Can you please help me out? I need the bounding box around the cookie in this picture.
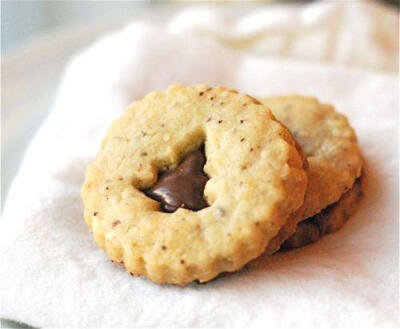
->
[263,95,363,219]
[262,95,363,250]
[82,85,308,285]
[281,176,363,250]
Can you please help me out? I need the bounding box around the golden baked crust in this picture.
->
[263,136,309,255]
[82,85,307,285]
[263,95,363,220]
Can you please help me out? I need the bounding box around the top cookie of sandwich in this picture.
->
[264,95,363,220]
[82,85,307,285]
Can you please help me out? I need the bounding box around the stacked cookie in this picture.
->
[82,85,363,285]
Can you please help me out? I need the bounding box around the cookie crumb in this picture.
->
[218,120,223,124]
[161,245,167,251]
[240,120,244,124]
[210,96,215,100]
[240,138,245,142]
[199,91,204,96]
[93,212,98,216]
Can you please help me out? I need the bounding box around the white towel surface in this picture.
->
[1,2,398,328]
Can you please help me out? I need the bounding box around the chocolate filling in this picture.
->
[144,149,209,213]
[280,176,363,251]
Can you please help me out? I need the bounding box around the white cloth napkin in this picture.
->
[167,0,398,73]
[1,2,398,328]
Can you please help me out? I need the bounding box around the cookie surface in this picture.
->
[263,95,363,220]
[262,95,363,252]
[281,176,363,250]
[82,85,307,285]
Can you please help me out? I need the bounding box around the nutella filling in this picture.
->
[144,149,209,213]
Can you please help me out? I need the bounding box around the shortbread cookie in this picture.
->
[263,95,363,250]
[281,176,363,250]
[263,95,363,220]
[82,85,307,285]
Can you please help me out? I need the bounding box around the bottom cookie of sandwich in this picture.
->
[280,176,363,251]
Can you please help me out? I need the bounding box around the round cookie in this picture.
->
[82,85,308,285]
[262,95,363,250]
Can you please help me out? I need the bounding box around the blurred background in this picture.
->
[2,0,399,54]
